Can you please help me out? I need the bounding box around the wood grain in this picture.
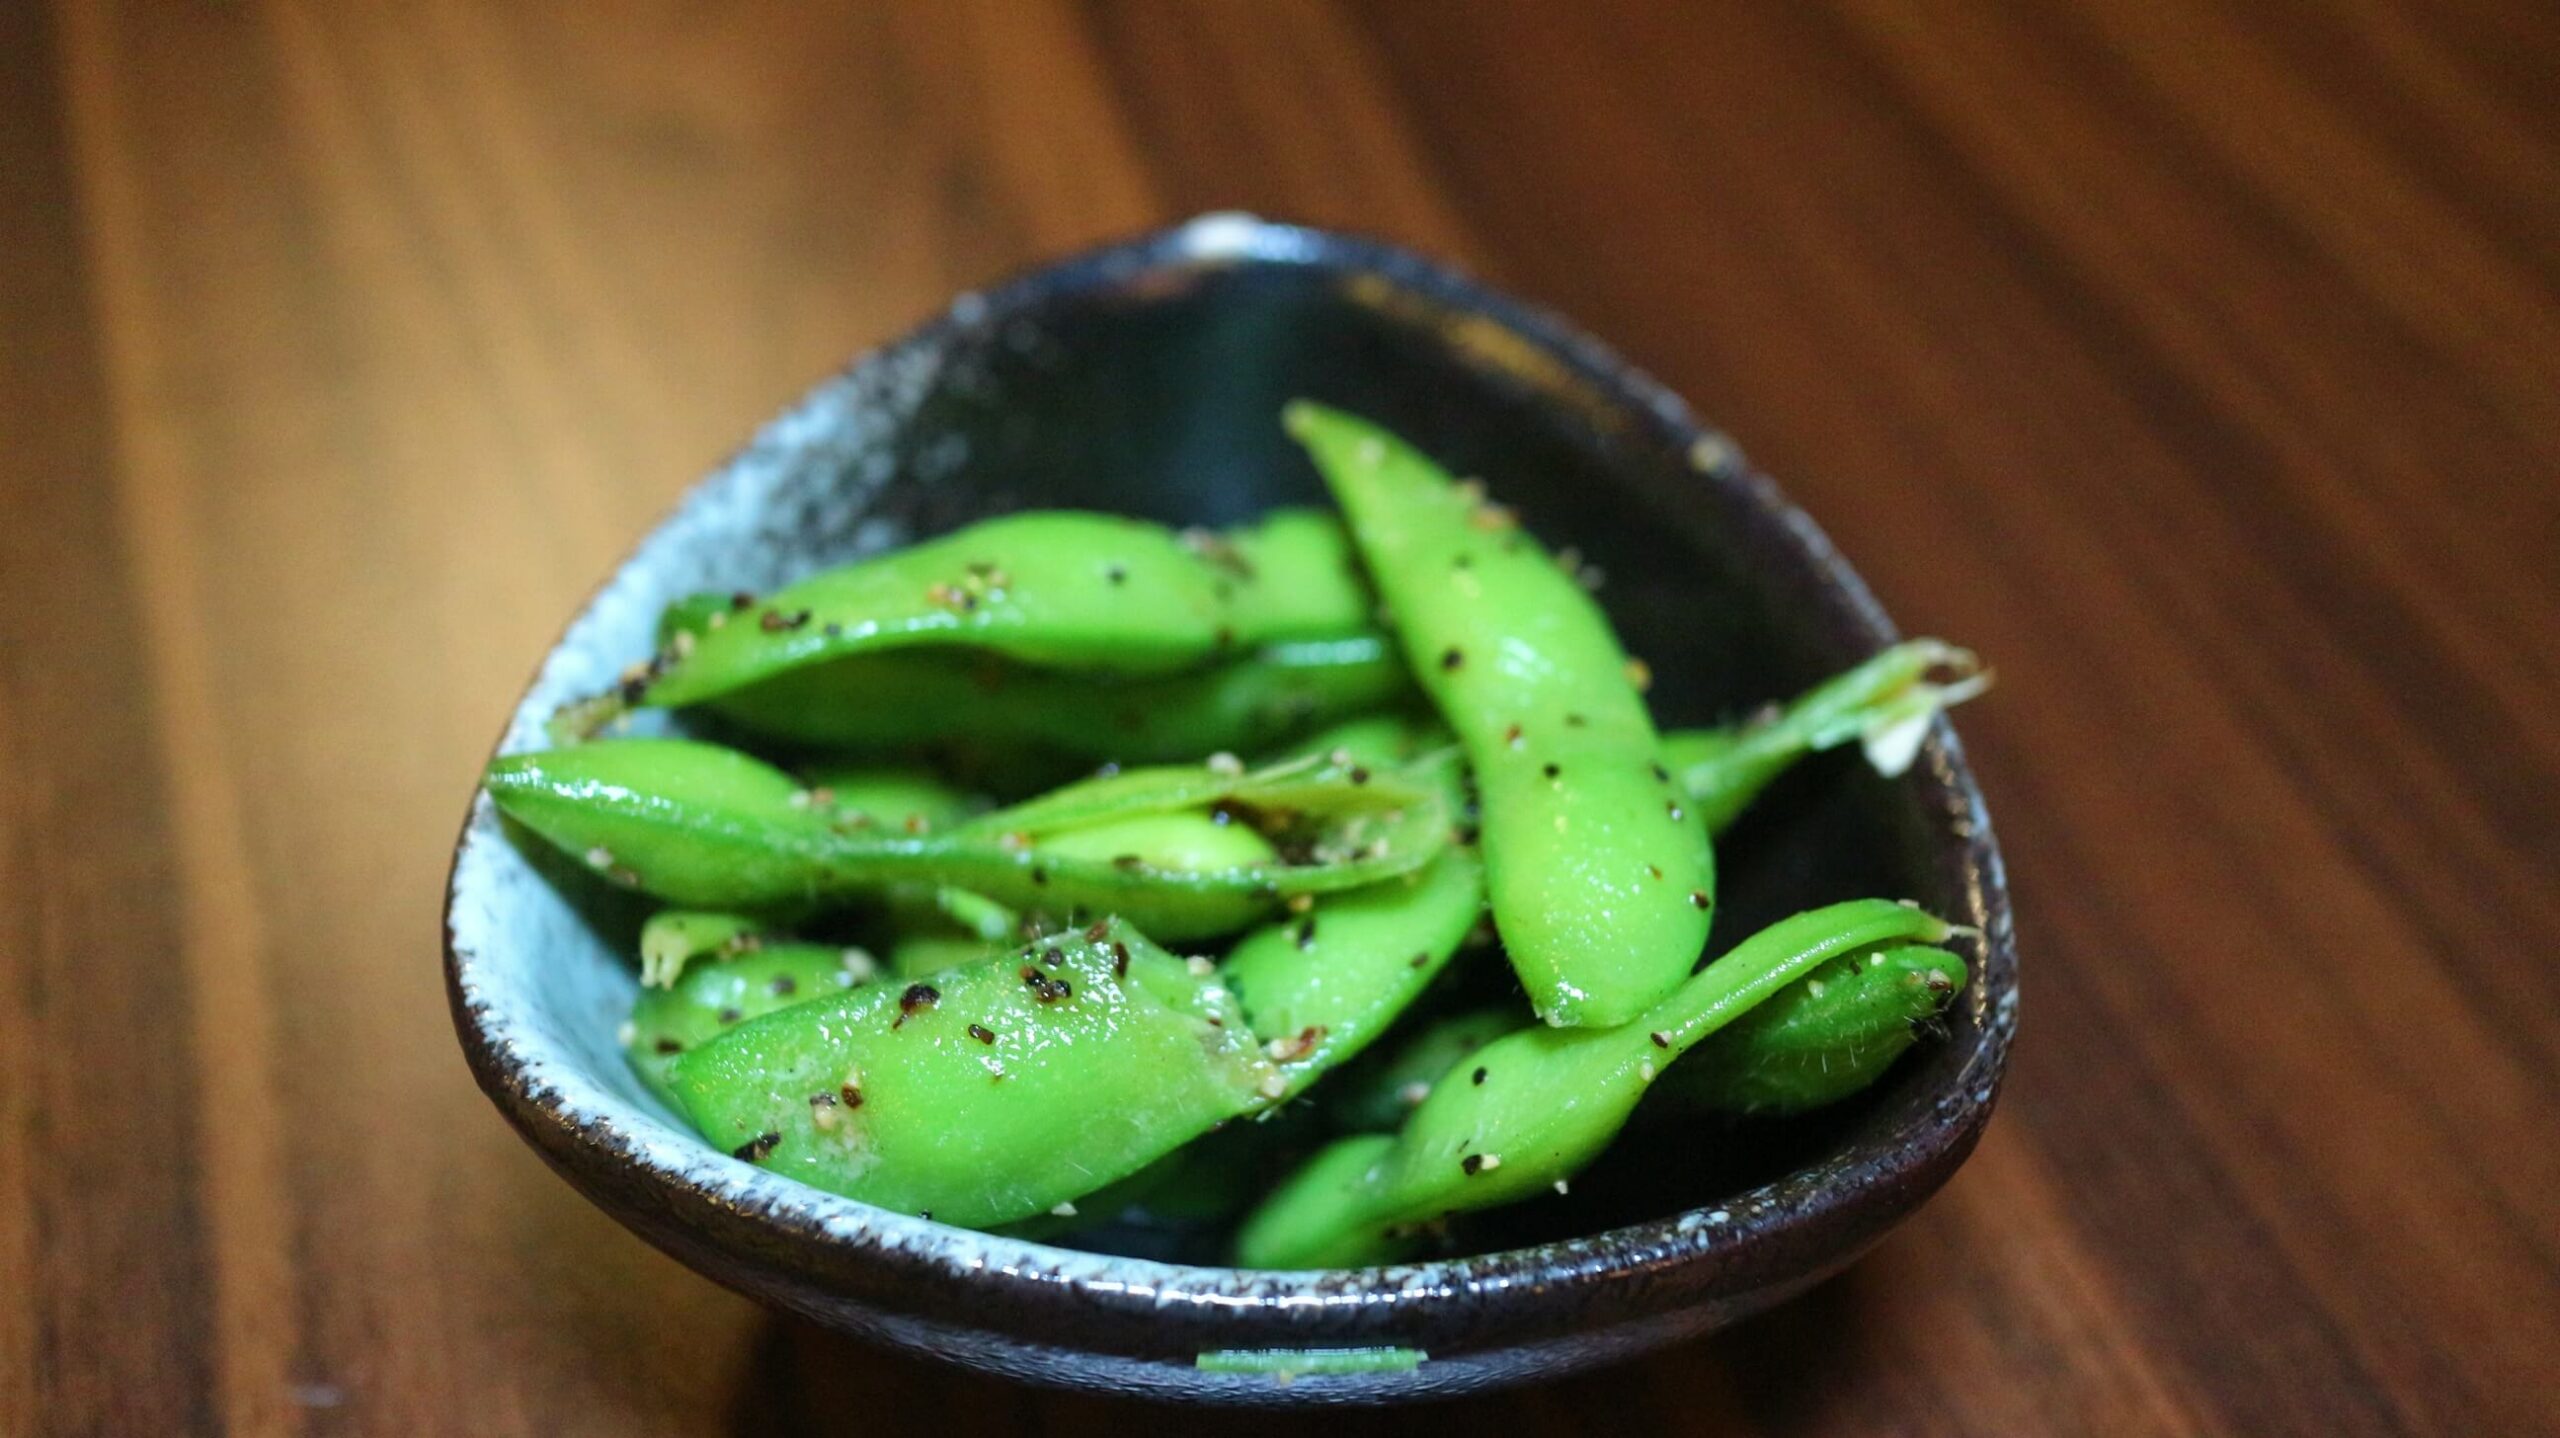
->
[5,1,2555,1433]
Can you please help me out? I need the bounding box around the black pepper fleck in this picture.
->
[1472,1066,1488,1086]
[893,983,940,1027]
[732,1132,781,1163]
[1440,646,1465,671]
[968,1023,996,1045]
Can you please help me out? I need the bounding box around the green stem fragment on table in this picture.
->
[1195,1347,1427,1378]
[668,917,1280,1228]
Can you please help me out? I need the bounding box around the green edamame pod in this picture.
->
[625,940,875,1104]
[888,931,1002,978]
[1216,507,1378,638]
[1232,899,1962,1268]
[623,509,1372,714]
[1322,1006,1525,1134]
[1658,945,1966,1115]
[1661,640,1990,834]
[484,738,1446,939]
[687,635,1412,764]
[668,918,1279,1227]
[1222,750,1485,1102]
[1000,1104,1322,1241]
[1286,402,1712,1028]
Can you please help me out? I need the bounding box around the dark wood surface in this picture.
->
[6,2,2555,1433]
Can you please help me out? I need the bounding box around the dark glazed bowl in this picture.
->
[443,215,2017,1404]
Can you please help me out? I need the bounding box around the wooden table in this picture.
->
[7,3,2555,1433]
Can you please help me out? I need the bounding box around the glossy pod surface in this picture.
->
[445,218,2015,1403]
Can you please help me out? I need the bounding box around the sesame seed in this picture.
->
[1207,751,1244,776]
[1050,1201,1079,1218]
[1186,955,1216,977]
[1398,1081,1431,1107]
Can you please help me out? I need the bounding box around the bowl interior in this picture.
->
[446,218,2012,1390]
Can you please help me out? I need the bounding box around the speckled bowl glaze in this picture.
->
[444,215,2017,1405]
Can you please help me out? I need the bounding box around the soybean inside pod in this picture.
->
[482,737,1449,941]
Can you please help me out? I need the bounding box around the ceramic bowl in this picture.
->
[444,214,2017,1404]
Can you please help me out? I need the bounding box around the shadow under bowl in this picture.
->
[443,214,2018,1405]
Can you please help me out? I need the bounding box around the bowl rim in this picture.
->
[443,212,2016,1341]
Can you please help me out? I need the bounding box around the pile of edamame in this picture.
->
[487,403,1988,1267]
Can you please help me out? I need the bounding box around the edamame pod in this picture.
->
[625,940,875,1104]
[1233,899,1962,1268]
[686,635,1412,764]
[625,509,1373,714]
[1661,640,1989,834]
[1222,749,1485,1103]
[1322,1006,1526,1134]
[1658,945,1966,1115]
[668,918,1279,1227]
[888,931,1003,978]
[1285,402,1712,1028]
[484,738,1447,939]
